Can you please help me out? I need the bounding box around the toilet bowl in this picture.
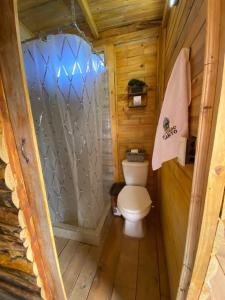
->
[118,159,152,238]
[118,185,152,238]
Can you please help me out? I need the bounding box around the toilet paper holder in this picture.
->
[127,79,148,108]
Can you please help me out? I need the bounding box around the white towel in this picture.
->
[152,48,191,170]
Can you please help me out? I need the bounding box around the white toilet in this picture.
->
[117,160,152,238]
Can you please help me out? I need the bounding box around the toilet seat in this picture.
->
[118,186,152,214]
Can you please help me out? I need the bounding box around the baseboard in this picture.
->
[53,203,111,246]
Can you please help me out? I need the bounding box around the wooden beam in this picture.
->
[77,0,99,39]
[99,21,161,39]
[162,1,170,28]
[94,27,160,48]
[104,44,119,181]
[19,22,34,42]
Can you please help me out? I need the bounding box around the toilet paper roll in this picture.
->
[131,149,139,153]
[133,95,142,106]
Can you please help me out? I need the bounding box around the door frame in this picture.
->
[0,1,66,299]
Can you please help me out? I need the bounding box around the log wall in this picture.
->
[157,0,207,298]
[0,1,66,299]
[0,112,42,300]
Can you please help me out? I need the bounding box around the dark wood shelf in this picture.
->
[128,91,147,97]
[128,103,147,108]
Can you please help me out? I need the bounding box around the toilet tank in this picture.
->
[122,160,149,186]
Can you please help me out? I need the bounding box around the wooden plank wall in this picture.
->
[157,0,207,298]
[114,28,159,201]
[0,93,42,300]
[196,52,225,300]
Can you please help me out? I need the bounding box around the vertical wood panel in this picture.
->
[183,0,225,298]
[105,44,120,181]
[193,55,225,300]
[157,0,207,298]
[114,32,159,201]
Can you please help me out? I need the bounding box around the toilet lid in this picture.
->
[118,186,152,214]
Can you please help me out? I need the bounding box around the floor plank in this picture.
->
[69,246,102,300]
[55,211,170,300]
[87,217,123,300]
[112,234,139,297]
[111,285,135,300]
[136,210,161,300]
[63,243,90,297]
[55,236,69,255]
[155,211,171,299]
[69,214,112,300]
[59,240,80,275]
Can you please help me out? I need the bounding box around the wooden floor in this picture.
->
[55,210,170,300]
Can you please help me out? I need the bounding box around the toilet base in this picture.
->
[123,219,145,238]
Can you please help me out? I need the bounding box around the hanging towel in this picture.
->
[152,48,191,170]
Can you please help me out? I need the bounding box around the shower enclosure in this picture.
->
[22,34,113,238]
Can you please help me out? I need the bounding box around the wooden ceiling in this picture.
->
[18,0,93,39]
[88,0,165,32]
[18,0,165,40]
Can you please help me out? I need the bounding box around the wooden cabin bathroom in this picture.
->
[0,0,225,299]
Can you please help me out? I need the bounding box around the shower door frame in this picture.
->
[0,1,66,299]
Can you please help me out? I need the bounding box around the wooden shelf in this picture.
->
[128,103,147,108]
[128,91,147,97]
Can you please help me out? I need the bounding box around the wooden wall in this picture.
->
[196,52,225,300]
[0,1,66,298]
[0,110,42,300]
[157,0,206,298]
[95,27,160,201]
[114,28,159,201]
[19,22,34,42]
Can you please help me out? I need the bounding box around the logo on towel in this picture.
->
[162,117,177,140]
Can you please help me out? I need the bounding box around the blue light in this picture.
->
[62,65,69,76]
[86,61,90,73]
[77,62,82,74]
[49,35,105,79]
[92,60,98,72]
[57,67,61,78]
[72,62,77,75]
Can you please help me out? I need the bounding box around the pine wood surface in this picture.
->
[0,1,66,299]
[18,0,164,39]
[157,0,206,298]
[197,52,225,299]
[56,210,170,300]
[183,0,225,299]
[88,0,164,32]
[114,29,159,202]
[0,96,41,299]
[18,0,93,39]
